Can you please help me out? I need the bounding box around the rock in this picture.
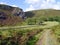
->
[0,4,25,26]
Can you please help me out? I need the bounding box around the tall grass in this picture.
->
[0,27,43,45]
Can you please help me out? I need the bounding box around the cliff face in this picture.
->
[12,7,25,18]
[0,4,25,26]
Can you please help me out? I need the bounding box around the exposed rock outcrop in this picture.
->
[0,4,25,26]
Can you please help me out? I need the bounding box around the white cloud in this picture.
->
[25,5,35,11]
[52,3,60,10]
[11,5,18,7]
[0,2,7,4]
[46,0,56,3]
[0,2,18,7]
[25,0,60,11]
[25,0,40,4]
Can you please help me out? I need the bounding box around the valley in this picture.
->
[0,4,60,45]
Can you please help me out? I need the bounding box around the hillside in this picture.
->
[25,9,60,25]
[0,4,60,26]
[25,9,60,18]
[0,4,25,26]
[0,5,60,45]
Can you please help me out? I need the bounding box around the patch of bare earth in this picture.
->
[36,29,58,45]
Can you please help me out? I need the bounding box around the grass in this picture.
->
[26,28,44,45]
[0,27,44,45]
[25,9,60,18]
[0,21,59,45]
[52,25,60,45]
[0,4,60,45]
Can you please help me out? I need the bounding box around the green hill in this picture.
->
[0,5,60,45]
[25,9,60,18]
[25,9,60,25]
[0,4,60,26]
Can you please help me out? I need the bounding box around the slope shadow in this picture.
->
[25,11,35,18]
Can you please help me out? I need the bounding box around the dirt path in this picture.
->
[36,29,57,45]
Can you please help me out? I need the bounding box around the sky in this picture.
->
[0,0,60,11]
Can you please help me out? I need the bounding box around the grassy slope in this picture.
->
[0,21,59,45]
[52,25,60,45]
[25,9,60,18]
[25,9,60,45]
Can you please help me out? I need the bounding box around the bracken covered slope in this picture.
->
[0,4,25,26]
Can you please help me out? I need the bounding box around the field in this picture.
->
[52,25,60,45]
[0,21,60,45]
[0,4,60,45]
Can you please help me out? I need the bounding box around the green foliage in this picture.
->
[25,16,60,25]
[26,36,37,45]
[25,18,37,25]
[52,25,60,44]
[25,9,60,25]
[0,27,43,45]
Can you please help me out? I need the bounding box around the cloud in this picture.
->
[25,0,60,11]
[0,2,7,4]
[0,2,18,7]
[11,5,18,7]
[25,5,35,11]
[25,0,40,4]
